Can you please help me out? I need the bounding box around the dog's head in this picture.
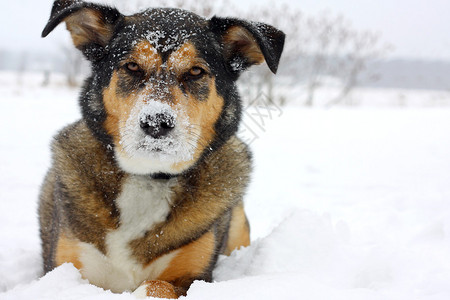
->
[43,0,285,175]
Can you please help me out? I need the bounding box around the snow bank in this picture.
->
[2,264,135,300]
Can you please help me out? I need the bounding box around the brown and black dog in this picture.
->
[39,0,284,298]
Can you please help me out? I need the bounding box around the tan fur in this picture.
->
[159,231,215,282]
[223,26,265,66]
[65,9,114,48]
[143,280,178,299]
[55,233,83,270]
[167,42,210,76]
[130,40,163,72]
[225,204,251,255]
[103,72,134,147]
[171,78,224,172]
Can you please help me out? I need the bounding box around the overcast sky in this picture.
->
[279,0,450,61]
[1,0,450,61]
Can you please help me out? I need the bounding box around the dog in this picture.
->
[39,0,285,298]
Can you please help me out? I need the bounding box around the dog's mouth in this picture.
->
[137,144,164,153]
[136,136,176,154]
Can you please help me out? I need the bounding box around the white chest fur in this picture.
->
[79,176,178,293]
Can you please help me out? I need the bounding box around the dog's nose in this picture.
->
[140,113,175,138]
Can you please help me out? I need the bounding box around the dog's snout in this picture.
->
[140,113,175,138]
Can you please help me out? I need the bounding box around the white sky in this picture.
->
[275,0,450,61]
[1,0,450,61]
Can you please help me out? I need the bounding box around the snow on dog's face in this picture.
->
[103,39,224,174]
[41,1,285,175]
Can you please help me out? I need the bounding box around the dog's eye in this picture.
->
[125,62,141,73]
[190,67,204,76]
[185,67,205,80]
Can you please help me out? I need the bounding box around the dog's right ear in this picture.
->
[42,0,123,61]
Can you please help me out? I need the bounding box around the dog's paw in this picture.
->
[133,280,178,299]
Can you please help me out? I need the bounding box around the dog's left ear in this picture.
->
[41,0,123,61]
[210,17,285,75]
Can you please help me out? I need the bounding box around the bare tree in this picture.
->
[125,0,233,17]
[297,11,391,107]
[0,49,7,70]
[42,70,51,87]
[326,31,391,107]
[61,43,86,87]
[17,51,28,87]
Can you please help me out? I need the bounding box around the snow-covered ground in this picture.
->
[1,72,450,299]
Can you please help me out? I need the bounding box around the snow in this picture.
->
[1,71,450,299]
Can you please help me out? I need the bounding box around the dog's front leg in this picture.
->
[133,280,181,299]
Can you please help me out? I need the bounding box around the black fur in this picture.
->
[40,1,284,295]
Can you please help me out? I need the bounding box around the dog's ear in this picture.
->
[210,17,285,75]
[41,0,123,61]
